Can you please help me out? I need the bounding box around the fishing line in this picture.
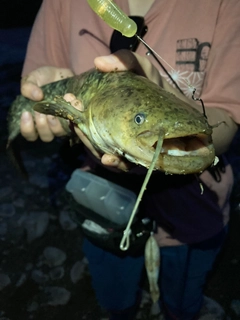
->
[136,35,185,95]
[87,0,207,118]
[120,132,164,251]
[135,35,208,120]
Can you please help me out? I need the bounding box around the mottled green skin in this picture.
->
[8,69,215,174]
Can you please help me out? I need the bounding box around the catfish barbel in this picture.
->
[8,69,215,174]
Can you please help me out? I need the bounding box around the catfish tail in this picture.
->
[7,94,35,147]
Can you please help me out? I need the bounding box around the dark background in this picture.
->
[0,0,42,123]
[0,0,42,28]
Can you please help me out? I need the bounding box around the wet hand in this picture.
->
[20,66,74,142]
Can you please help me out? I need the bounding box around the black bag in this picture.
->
[68,193,153,257]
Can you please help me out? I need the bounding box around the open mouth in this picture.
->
[153,134,212,157]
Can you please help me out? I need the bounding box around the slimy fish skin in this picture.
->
[8,69,215,175]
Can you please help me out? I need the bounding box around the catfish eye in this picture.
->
[134,113,145,125]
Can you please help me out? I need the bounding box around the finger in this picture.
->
[20,111,38,141]
[21,78,44,101]
[46,115,68,136]
[63,93,84,111]
[64,93,76,102]
[35,112,54,142]
[94,49,162,86]
[94,50,132,72]
[70,98,84,111]
[94,49,145,73]
[101,154,131,172]
[53,68,74,81]
[21,67,74,100]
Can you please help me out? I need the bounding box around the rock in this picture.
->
[27,301,39,312]
[43,247,66,267]
[43,286,71,306]
[16,273,27,287]
[70,260,87,284]
[151,301,160,315]
[25,263,34,271]
[0,222,7,236]
[0,273,11,290]
[36,258,44,268]
[230,299,240,316]
[29,174,48,189]
[24,211,49,243]
[139,290,151,307]
[43,157,51,165]
[59,210,77,230]
[0,187,13,200]
[230,259,239,265]
[49,267,65,280]
[0,203,15,217]
[23,187,35,195]
[23,160,36,169]
[31,270,49,284]
[198,296,225,320]
[13,198,25,208]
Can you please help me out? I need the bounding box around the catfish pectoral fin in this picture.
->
[33,96,83,133]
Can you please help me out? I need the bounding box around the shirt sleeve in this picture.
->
[201,0,240,124]
[22,0,70,76]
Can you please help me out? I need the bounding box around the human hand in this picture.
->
[94,49,163,86]
[20,66,74,142]
[67,50,162,170]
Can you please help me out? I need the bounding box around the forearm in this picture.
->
[162,79,238,155]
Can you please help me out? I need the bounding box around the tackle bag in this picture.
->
[65,168,153,257]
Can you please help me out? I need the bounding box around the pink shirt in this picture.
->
[22,0,239,245]
[22,0,240,123]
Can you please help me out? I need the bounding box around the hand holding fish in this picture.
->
[94,49,162,86]
[9,50,224,174]
[20,66,74,142]
[17,50,164,172]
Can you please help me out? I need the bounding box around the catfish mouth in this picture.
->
[153,134,213,157]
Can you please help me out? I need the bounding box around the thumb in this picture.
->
[21,79,43,101]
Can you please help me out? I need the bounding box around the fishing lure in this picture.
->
[145,232,160,303]
[87,0,137,37]
[87,0,189,96]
